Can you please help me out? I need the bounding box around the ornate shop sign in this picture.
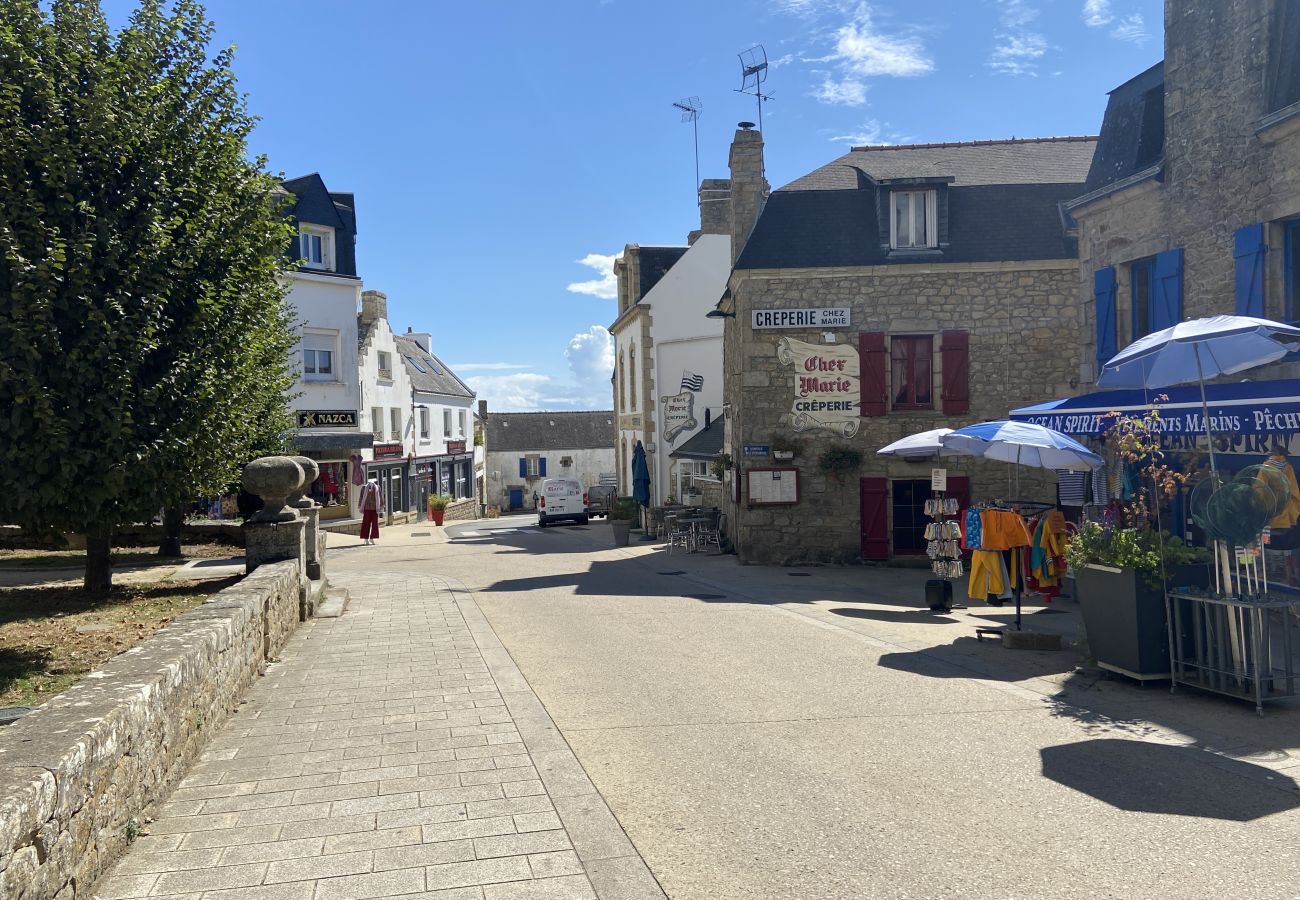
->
[777,337,860,437]
[660,391,698,443]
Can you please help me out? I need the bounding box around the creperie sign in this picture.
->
[752,308,851,329]
[799,355,853,397]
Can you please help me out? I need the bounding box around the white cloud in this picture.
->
[565,253,618,300]
[996,0,1039,28]
[1082,0,1113,27]
[1110,13,1147,43]
[451,362,533,371]
[989,32,1047,75]
[465,373,553,412]
[827,8,933,78]
[565,325,615,386]
[829,118,910,145]
[814,77,868,106]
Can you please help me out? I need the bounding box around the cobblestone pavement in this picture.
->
[94,571,662,900]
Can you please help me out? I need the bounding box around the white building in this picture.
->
[280,173,371,524]
[482,410,616,511]
[356,290,417,520]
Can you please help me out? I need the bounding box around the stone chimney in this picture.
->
[728,125,769,267]
[694,178,732,242]
[360,290,387,324]
[404,325,432,353]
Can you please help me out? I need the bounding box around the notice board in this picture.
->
[747,467,800,506]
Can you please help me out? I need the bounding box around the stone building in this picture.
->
[1071,0,1300,383]
[482,409,616,511]
[718,127,1096,564]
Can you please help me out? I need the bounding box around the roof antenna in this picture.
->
[736,45,772,137]
[672,97,703,206]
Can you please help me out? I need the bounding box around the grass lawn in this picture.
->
[0,577,237,709]
[0,541,239,570]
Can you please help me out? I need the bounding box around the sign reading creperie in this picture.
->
[751,308,851,329]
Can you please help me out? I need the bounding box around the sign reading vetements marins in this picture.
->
[752,308,851,329]
[297,410,357,428]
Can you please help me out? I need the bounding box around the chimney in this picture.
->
[360,289,388,324]
[478,399,488,419]
[692,178,732,244]
[404,325,432,353]
[728,124,769,267]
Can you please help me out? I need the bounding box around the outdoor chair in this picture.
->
[698,511,724,554]
[665,514,694,555]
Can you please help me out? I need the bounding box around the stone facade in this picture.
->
[723,263,1079,564]
[0,561,303,900]
[1075,0,1300,382]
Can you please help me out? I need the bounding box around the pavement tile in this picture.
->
[254,773,344,794]
[418,784,506,807]
[377,802,470,830]
[177,824,284,850]
[459,767,538,787]
[424,856,533,891]
[202,885,318,900]
[379,773,463,795]
[312,866,426,900]
[91,873,159,899]
[280,813,379,840]
[219,837,327,866]
[145,812,241,835]
[372,839,476,870]
[512,813,562,834]
[323,825,424,855]
[501,781,545,799]
[238,801,332,826]
[330,793,421,816]
[420,816,517,844]
[579,857,666,900]
[526,852,584,880]
[464,797,555,820]
[111,847,224,875]
[549,796,635,863]
[472,831,572,861]
[151,861,268,894]
[481,876,596,900]
[265,849,375,884]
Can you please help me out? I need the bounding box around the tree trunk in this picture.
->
[159,505,184,556]
[84,529,113,592]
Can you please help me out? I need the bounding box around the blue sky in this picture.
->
[110,0,1162,410]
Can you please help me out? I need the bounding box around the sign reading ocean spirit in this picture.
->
[777,337,860,437]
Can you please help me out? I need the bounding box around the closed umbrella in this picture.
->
[876,428,953,457]
[631,441,651,507]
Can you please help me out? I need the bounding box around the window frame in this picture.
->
[302,331,337,381]
[390,407,402,442]
[1130,256,1157,341]
[890,334,934,411]
[458,410,467,437]
[889,189,938,250]
[419,408,431,440]
[298,224,335,271]
[371,406,384,441]
[443,409,453,439]
[377,351,392,380]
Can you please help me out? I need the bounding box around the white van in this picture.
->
[538,478,588,527]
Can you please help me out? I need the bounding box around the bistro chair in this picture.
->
[665,514,694,555]
[698,511,724,554]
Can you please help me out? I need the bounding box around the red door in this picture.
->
[860,477,888,560]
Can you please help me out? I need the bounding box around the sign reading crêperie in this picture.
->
[752,308,851,329]
[777,337,861,438]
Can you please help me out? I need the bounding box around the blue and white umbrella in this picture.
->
[876,428,952,458]
[940,421,1102,472]
[1097,315,1300,390]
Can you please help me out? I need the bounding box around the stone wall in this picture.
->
[443,496,479,521]
[1076,0,1300,379]
[724,262,1078,564]
[0,561,303,900]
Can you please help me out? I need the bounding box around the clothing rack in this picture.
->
[924,490,964,611]
[970,502,1055,639]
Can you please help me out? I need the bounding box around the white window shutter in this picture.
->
[888,192,898,249]
[926,191,938,247]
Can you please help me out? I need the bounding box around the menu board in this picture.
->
[747,468,800,506]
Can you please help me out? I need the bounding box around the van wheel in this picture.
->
[538,518,547,528]
[577,515,589,525]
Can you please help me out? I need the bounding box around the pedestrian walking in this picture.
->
[359,477,383,544]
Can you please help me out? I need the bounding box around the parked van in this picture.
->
[538,478,588,527]
[586,483,617,518]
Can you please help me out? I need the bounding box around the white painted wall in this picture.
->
[486,447,617,509]
[358,316,415,460]
[287,271,362,418]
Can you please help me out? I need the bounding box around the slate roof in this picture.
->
[638,246,688,298]
[670,414,725,460]
[394,335,475,399]
[1080,62,1165,195]
[278,173,359,277]
[737,137,1095,271]
[485,411,615,452]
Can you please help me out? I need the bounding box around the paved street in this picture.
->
[100,516,1300,899]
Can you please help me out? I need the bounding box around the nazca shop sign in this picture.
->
[752,308,851,329]
[297,410,357,428]
[660,392,698,443]
[777,337,860,437]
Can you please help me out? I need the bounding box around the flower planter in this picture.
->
[1075,563,1208,680]
[610,520,631,547]
[427,502,446,526]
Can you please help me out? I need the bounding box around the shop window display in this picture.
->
[310,461,351,518]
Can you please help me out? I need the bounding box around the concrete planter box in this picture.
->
[610,520,632,547]
[1076,562,1208,680]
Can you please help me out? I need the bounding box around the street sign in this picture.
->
[743,444,770,457]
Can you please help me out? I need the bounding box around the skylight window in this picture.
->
[424,357,443,375]
[405,355,427,373]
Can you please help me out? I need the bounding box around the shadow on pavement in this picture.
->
[1039,739,1300,820]
[877,637,1079,681]
[831,607,957,624]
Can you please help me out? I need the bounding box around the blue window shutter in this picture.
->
[1151,248,1184,332]
[539,457,547,477]
[519,457,527,478]
[1094,266,1118,371]
[1234,224,1266,317]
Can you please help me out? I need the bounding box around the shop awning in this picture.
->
[1009,378,1300,437]
[293,430,374,452]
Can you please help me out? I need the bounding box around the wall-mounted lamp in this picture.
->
[706,308,736,319]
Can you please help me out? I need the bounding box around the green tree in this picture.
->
[0,0,297,589]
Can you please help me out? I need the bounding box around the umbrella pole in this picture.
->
[1194,345,1219,482]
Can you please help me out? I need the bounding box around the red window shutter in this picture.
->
[940,330,970,415]
[948,475,971,512]
[859,332,887,416]
[859,477,889,560]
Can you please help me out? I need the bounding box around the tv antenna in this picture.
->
[736,45,772,133]
[672,96,703,203]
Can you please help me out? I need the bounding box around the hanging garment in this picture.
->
[980,509,1033,551]
[1259,455,1300,529]
[1055,470,1087,507]
[963,508,983,550]
[351,455,366,486]
[968,550,1006,600]
[1091,464,1110,505]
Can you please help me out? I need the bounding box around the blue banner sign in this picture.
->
[743,444,770,457]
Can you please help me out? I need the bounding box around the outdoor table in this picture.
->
[677,516,714,552]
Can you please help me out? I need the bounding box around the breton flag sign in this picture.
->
[681,371,704,393]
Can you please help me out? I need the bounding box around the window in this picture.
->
[456,461,469,499]
[1287,220,1300,323]
[390,407,402,441]
[419,408,430,440]
[298,225,334,271]
[891,335,933,410]
[1131,257,1156,340]
[527,455,541,477]
[892,480,929,554]
[629,345,637,410]
[890,190,937,250]
[1267,2,1300,114]
[377,351,392,379]
[458,410,467,437]
[302,332,335,380]
[443,410,453,438]
[371,406,384,441]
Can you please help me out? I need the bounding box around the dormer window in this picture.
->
[890,190,937,250]
[299,224,334,271]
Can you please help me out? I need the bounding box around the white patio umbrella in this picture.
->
[876,428,952,457]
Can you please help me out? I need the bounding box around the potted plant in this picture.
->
[608,498,639,547]
[710,452,733,479]
[770,433,802,461]
[817,443,863,483]
[427,494,453,526]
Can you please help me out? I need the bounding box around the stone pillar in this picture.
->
[291,457,326,581]
[242,456,307,577]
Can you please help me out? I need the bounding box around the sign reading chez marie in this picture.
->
[752,308,851,329]
[660,392,698,443]
[777,337,860,437]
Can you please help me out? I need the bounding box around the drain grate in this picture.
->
[657,570,686,576]
[683,593,727,600]
[788,572,812,577]
[410,532,431,537]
